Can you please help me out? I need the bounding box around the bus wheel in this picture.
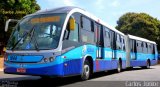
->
[142,60,150,69]
[146,60,150,69]
[81,60,90,80]
[117,61,122,73]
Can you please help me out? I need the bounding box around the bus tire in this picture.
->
[146,60,150,69]
[142,60,150,69]
[81,60,90,80]
[145,60,150,69]
[117,61,122,73]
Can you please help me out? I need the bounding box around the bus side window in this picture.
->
[130,40,133,52]
[68,23,79,42]
[154,44,158,59]
[142,42,147,53]
[64,17,79,42]
[116,34,121,50]
[152,44,155,54]
[154,44,158,54]
[134,40,137,53]
[148,44,151,54]
[122,37,125,51]
[110,31,116,50]
[104,27,111,48]
[81,16,94,44]
[137,41,142,53]
[150,44,153,54]
[81,16,92,31]
[145,43,148,54]
[147,43,149,54]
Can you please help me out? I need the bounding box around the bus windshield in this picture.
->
[7,13,66,50]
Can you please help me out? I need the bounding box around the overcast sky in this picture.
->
[37,0,160,27]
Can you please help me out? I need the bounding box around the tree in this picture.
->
[0,0,40,45]
[116,12,160,50]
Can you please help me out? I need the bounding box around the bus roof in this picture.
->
[35,6,80,14]
[128,34,156,44]
[28,6,125,36]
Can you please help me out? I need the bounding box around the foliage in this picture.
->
[0,0,40,45]
[116,12,160,50]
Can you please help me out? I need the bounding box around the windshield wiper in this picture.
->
[11,31,28,51]
[11,25,36,51]
[29,26,39,51]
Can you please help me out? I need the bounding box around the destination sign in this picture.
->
[31,16,60,23]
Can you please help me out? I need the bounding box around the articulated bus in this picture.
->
[4,7,158,80]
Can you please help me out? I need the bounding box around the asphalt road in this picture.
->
[0,65,160,87]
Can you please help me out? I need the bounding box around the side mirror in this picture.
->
[69,18,75,31]
[5,19,19,32]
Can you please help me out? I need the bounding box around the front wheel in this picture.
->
[81,61,90,80]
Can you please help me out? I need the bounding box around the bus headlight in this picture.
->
[44,58,48,63]
[43,57,55,63]
[49,57,55,62]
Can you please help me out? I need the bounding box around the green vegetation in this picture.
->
[116,12,160,50]
[0,0,40,45]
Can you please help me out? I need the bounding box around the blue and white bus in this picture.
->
[4,7,158,80]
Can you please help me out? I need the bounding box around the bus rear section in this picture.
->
[126,35,158,68]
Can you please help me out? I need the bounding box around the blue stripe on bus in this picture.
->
[130,51,158,67]
[93,60,126,72]
[150,60,157,65]
[131,52,157,60]
[130,60,157,67]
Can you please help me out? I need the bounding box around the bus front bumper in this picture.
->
[4,62,64,77]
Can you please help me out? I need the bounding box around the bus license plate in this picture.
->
[17,68,26,73]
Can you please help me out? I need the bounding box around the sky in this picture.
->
[36,0,160,27]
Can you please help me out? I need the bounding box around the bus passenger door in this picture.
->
[110,31,117,69]
[131,40,137,60]
[95,23,103,59]
[110,31,116,59]
[95,23,104,71]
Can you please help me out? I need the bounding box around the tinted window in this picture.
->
[143,42,148,53]
[116,34,121,50]
[68,23,79,42]
[110,31,116,50]
[104,27,111,48]
[147,43,151,54]
[137,41,142,53]
[121,36,125,51]
[81,17,92,31]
